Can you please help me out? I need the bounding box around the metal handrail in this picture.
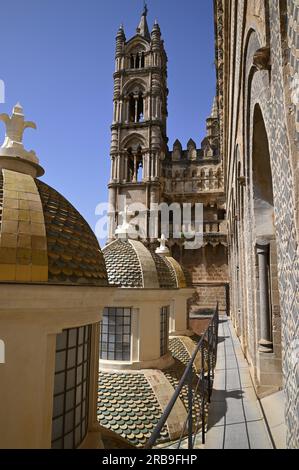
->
[144,304,219,449]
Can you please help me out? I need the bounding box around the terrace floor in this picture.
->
[204,317,273,449]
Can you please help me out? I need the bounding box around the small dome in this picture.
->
[103,239,183,289]
[0,169,108,286]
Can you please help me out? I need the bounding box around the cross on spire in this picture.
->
[137,1,150,40]
[143,1,148,16]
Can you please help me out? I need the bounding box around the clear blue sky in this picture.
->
[0,0,215,244]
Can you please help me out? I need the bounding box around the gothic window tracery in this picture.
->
[129,51,146,69]
[128,92,144,123]
[126,145,143,183]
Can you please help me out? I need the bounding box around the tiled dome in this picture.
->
[0,168,108,286]
[103,239,181,289]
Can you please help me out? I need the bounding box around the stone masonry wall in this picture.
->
[216,0,299,448]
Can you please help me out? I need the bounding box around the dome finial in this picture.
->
[155,234,170,256]
[115,205,137,239]
[0,103,44,177]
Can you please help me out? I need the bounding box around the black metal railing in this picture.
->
[144,304,219,449]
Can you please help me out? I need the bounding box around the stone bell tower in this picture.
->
[108,5,168,242]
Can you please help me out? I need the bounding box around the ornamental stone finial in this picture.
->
[211,97,218,119]
[155,234,170,256]
[0,103,44,177]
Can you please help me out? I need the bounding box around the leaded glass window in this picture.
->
[100,308,131,361]
[160,306,170,356]
[51,325,91,449]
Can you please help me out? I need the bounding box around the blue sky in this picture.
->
[0,0,215,244]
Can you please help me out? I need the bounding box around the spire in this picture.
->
[0,103,44,177]
[152,18,161,32]
[116,23,125,39]
[136,2,150,41]
[210,97,218,119]
[151,18,161,50]
[115,23,126,59]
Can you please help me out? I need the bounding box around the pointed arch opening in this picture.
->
[128,91,144,123]
[126,143,144,183]
[128,46,146,70]
[252,104,279,355]
[252,104,274,239]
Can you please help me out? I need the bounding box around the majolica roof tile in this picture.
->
[103,239,180,289]
[0,169,108,285]
[98,336,209,448]
[103,240,143,288]
[36,179,108,286]
[98,372,169,448]
[149,248,177,289]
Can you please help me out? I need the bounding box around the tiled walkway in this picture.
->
[204,317,273,449]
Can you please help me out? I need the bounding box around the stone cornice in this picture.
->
[213,0,225,162]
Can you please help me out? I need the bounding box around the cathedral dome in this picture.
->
[0,104,108,286]
[0,169,108,286]
[102,239,184,289]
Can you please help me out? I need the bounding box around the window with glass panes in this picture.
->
[51,325,91,449]
[160,306,170,356]
[100,308,131,361]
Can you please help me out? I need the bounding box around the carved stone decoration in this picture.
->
[0,103,44,177]
[187,138,197,161]
[172,139,182,161]
[253,47,271,71]
[0,103,38,162]
[155,234,170,256]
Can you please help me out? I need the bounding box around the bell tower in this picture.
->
[108,5,168,241]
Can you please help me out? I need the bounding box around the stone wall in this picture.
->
[188,284,228,314]
[288,0,299,139]
[174,244,228,314]
[181,245,228,283]
[215,0,299,448]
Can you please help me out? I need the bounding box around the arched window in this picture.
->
[126,146,143,183]
[137,93,144,122]
[128,93,144,123]
[127,147,134,181]
[141,52,145,68]
[136,53,140,69]
[129,50,145,69]
[130,54,135,69]
[136,146,143,182]
[129,94,135,122]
